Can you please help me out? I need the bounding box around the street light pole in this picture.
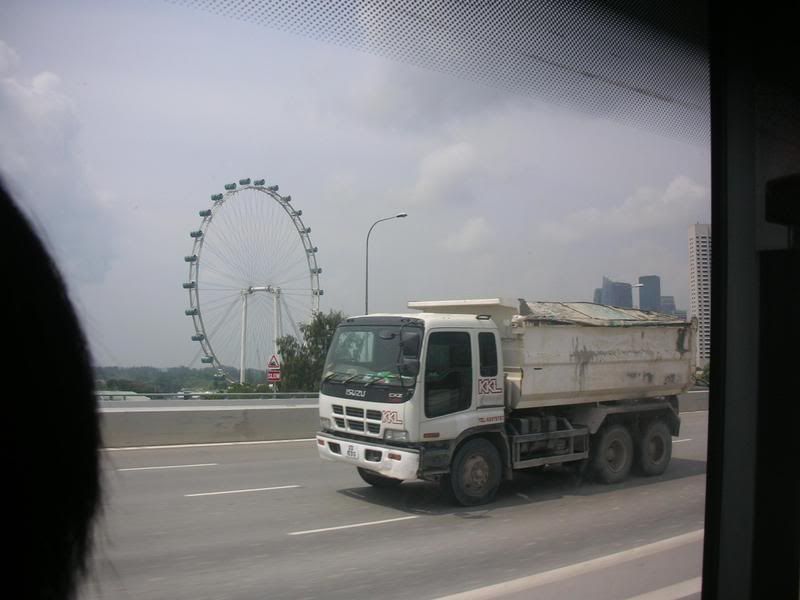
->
[365,213,407,315]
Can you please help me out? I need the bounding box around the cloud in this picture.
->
[442,216,491,253]
[410,141,478,205]
[0,40,20,74]
[537,175,709,244]
[0,39,116,284]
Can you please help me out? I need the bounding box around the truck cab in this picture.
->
[317,312,515,504]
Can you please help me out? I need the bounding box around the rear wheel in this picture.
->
[357,467,402,488]
[637,419,672,476]
[447,438,502,506]
[591,423,634,484]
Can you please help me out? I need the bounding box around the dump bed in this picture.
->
[409,298,696,410]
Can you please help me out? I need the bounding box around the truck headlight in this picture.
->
[384,429,409,442]
[320,417,331,430]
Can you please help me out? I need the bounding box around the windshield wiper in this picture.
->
[363,373,396,387]
[322,371,349,383]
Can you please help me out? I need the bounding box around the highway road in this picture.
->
[84,409,708,599]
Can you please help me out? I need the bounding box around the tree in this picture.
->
[276,310,346,392]
[697,363,710,387]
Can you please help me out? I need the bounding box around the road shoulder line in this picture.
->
[432,529,704,600]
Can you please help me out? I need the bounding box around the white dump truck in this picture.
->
[316,298,696,505]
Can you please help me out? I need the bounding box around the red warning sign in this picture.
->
[267,370,281,383]
[267,354,281,370]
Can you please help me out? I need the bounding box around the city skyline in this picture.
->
[592,273,686,315]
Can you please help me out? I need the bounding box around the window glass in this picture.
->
[425,331,472,417]
[478,332,498,377]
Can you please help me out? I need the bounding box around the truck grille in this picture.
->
[331,404,382,437]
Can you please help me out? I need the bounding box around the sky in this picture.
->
[0,1,710,368]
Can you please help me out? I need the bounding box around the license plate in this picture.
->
[346,444,359,460]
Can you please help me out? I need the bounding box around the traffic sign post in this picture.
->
[267,354,281,385]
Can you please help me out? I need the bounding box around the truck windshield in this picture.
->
[323,325,418,387]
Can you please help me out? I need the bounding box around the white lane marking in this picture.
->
[674,439,692,443]
[681,410,708,414]
[185,485,300,497]
[289,515,419,536]
[623,577,702,600]
[104,438,314,451]
[686,390,708,394]
[118,463,217,471]
[432,529,704,600]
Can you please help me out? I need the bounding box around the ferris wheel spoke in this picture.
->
[203,237,253,284]
[269,254,311,286]
[198,290,241,304]
[280,294,303,340]
[200,264,254,289]
[272,273,315,287]
[202,296,241,335]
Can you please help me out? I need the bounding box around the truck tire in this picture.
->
[357,467,402,488]
[591,423,634,484]
[447,438,502,506]
[637,419,672,476]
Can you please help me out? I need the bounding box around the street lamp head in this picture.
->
[396,212,408,218]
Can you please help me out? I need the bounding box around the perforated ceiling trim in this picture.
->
[171,0,709,144]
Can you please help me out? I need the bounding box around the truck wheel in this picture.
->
[637,419,672,476]
[357,467,402,488]
[591,424,634,484]
[448,438,501,506]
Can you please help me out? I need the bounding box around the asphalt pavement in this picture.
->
[83,410,708,599]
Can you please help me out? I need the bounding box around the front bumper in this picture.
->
[316,431,420,481]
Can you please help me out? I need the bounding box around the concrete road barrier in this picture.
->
[680,390,709,412]
[100,391,708,448]
[101,406,318,447]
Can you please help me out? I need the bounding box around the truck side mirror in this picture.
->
[400,329,421,355]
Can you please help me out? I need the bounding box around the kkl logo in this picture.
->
[478,378,503,395]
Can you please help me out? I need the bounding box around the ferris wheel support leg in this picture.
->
[274,288,282,357]
[239,292,248,385]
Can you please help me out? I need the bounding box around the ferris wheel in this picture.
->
[183,179,322,384]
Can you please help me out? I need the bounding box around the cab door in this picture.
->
[419,329,476,440]
[476,331,504,407]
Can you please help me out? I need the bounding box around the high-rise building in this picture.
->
[689,224,711,365]
[601,276,633,308]
[660,295,676,314]
[638,275,662,311]
[593,288,602,304]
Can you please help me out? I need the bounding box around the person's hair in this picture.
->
[1,179,101,598]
